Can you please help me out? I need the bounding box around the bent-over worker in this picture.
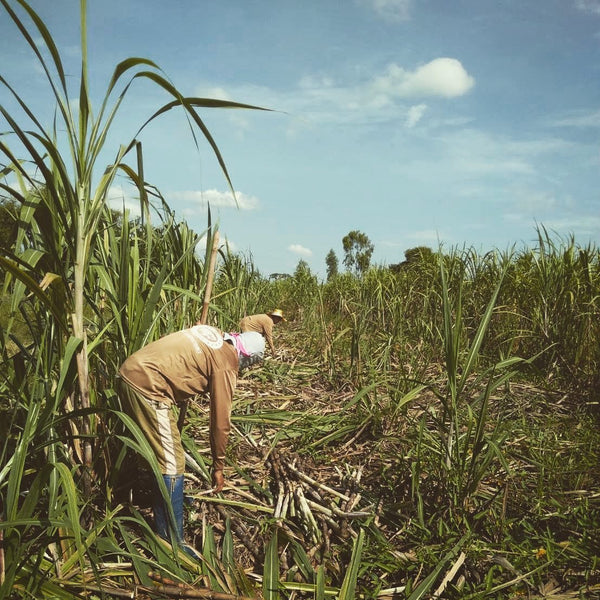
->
[118,324,265,553]
[239,308,285,355]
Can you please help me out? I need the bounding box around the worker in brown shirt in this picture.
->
[118,324,264,553]
[240,308,285,355]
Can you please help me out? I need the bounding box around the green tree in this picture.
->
[288,259,318,311]
[390,245,435,272]
[342,230,374,276]
[269,272,290,280]
[325,248,338,280]
[294,258,312,281]
[404,245,434,264]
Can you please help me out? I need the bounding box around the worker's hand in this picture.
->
[212,469,225,493]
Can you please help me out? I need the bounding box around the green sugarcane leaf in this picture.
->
[339,527,365,600]
[263,529,280,600]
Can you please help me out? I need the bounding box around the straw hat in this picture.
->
[270,309,285,320]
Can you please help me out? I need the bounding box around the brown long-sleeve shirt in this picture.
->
[119,325,238,470]
[239,313,275,353]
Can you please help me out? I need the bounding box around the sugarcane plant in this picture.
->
[0,0,267,596]
[417,250,529,526]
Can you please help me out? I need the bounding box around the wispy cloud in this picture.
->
[549,108,600,128]
[500,188,600,241]
[405,103,427,127]
[505,189,561,219]
[288,244,313,257]
[419,127,573,179]
[195,57,475,129]
[575,0,600,15]
[168,189,259,211]
[358,0,412,21]
[543,214,600,234]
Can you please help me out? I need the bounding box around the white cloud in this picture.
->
[359,0,411,21]
[501,211,600,242]
[106,185,141,217]
[192,57,474,132]
[372,58,475,99]
[550,108,600,128]
[511,190,560,216]
[543,215,600,234]
[405,103,427,127]
[196,86,233,101]
[501,190,590,231]
[221,237,238,253]
[168,189,259,210]
[288,244,313,257]
[298,75,335,90]
[418,128,573,181]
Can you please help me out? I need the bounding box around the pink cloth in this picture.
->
[225,332,250,356]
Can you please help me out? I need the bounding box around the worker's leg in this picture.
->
[118,382,188,546]
[118,382,185,475]
[153,473,185,541]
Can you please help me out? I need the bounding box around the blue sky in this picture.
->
[2,0,600,278]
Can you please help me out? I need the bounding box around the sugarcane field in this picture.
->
[1,1,600,599]
[2,226,599,599]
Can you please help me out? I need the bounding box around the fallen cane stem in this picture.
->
[146,572,255,600]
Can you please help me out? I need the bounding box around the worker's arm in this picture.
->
[264,320,276,354]
[208,368,237,492]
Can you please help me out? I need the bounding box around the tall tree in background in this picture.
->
[404,246,435,264]
[390,246,436,273]
[342,230,374,276]
[325,248,338,280]
[291,258,318,309]
[294,258,312,281]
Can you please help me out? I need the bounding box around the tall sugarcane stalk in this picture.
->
[72,203,93,491]
[0,1,268,595]
[178,229,221,432]
[2,0,266,459]
[73,3,93,473]
[200,230,220,325]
